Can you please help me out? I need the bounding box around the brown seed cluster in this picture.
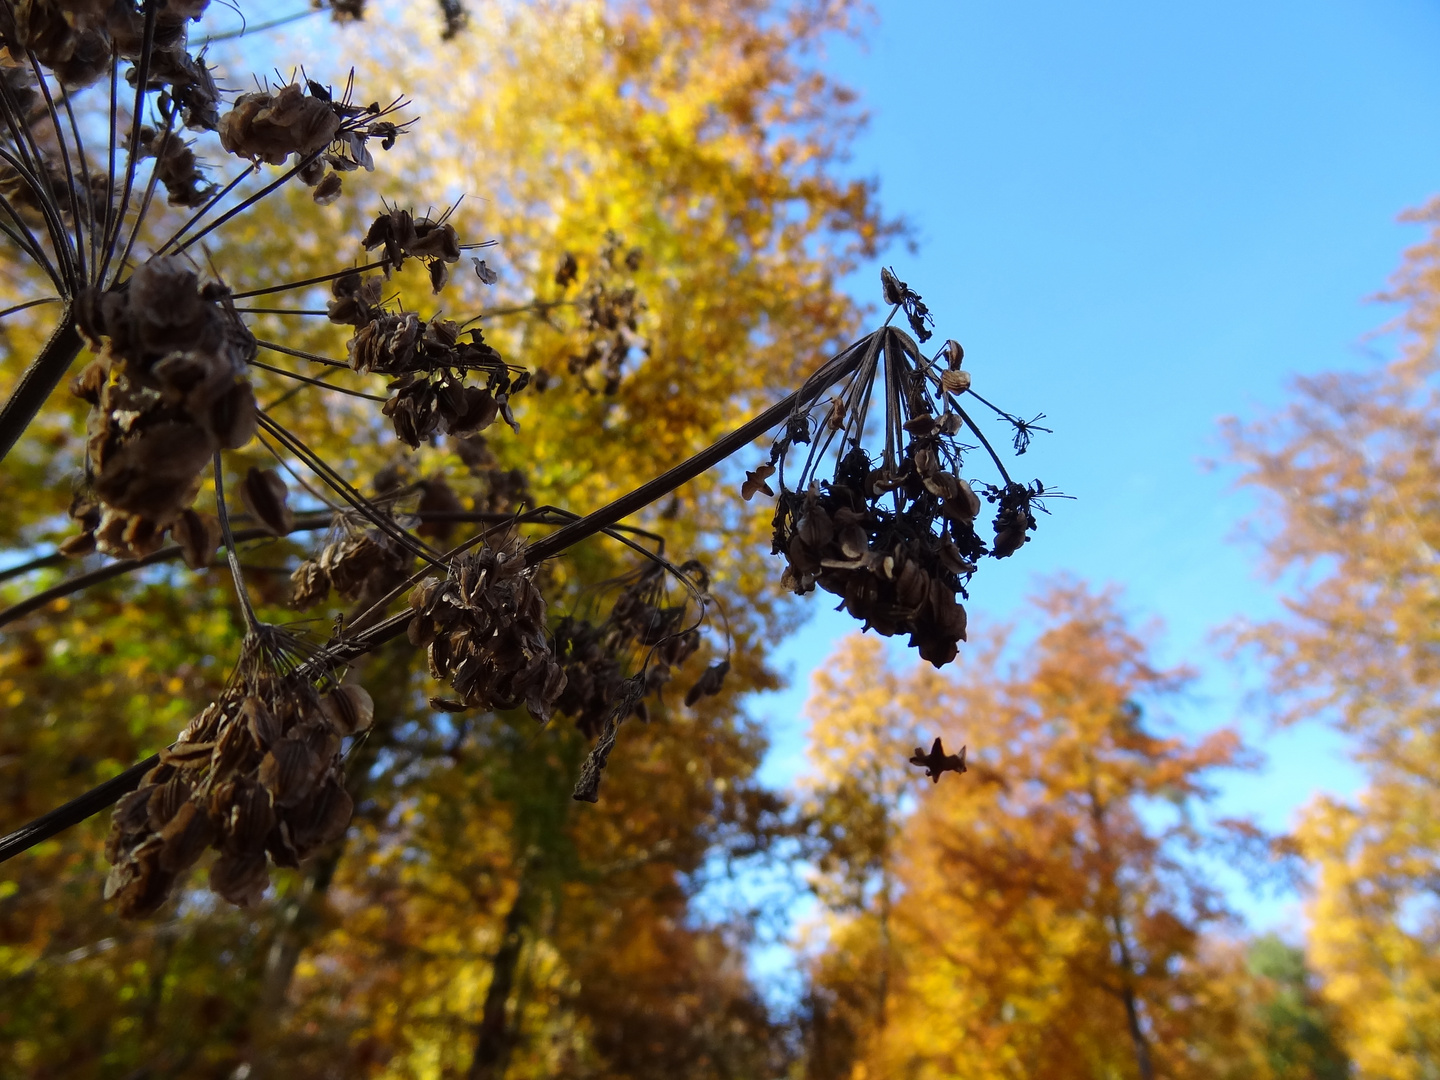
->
[68,256,256,559]
[329,267,526,449]
[363,207,461,291]
[552,561,709,736]
[407,538,567,723]
[755,274,1048,668]
[773,446,976,667]
[105,655,373,918]
[133,126,213,208]
[219,83,341,166]
[291,522,410,610]
[218,81,398,201]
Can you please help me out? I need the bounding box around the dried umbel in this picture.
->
[1,0,216,97]
[332,260,529,448]
[218,82,341,165]
[104,633,373,917]
[68,255,257,558]
[290,519,411,609]
[407,536,566,723]
[132,126,214,208]
[755,272,1055,667]
[552,559,711,737]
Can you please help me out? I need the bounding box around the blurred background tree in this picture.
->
[1224,201,1440,1077]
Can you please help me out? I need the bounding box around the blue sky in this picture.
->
[752,0,1440,935]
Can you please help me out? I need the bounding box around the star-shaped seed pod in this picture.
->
[909,737,967,783]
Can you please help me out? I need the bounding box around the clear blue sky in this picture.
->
[752,0,1440,937]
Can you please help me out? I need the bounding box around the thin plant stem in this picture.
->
[152,161,259,257]
[0,295,62,321]
[232,260,389,300]
[0,305,82,465]
[213,452,262,635]
[99,1,160,287]
[28,53,86,284]
[248,358,388,401]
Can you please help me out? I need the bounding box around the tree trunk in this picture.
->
[468,877,532,1080]
[1111,913,1156,1080]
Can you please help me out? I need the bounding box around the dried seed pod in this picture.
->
[259,738,322,808]
[320,684,374,736]
[172,508,218,570]
[146,773,193,830]
[216,778,276,855]
[941,369,971,394]
[289,777,353,855]
[289,558,330,609]
[158,801,216,874]
[159,741,215,769]
[209,851,269,907]
[243,695,282,749]
[741,463,776,501]
[239,467,293,536]
[683,660,730,707]
[312,171,343,204]
[58,530,98,557]
[106,838,173,918]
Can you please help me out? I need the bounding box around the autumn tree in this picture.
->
[1224,197,1440,1077]
[801,583,1273,1080]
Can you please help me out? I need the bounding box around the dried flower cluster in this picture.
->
[754,272,1054,667]
[291,519,411,609]
[407,536,567,723]
[105,635,373,917]
[330,215,529,448]
[2,0,218,107]
[553,559,714,736]
[67,256,257,558]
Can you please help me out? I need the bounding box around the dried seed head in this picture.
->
[71,255,255,557]
[103,643,372,917]
[218,84,342,165]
